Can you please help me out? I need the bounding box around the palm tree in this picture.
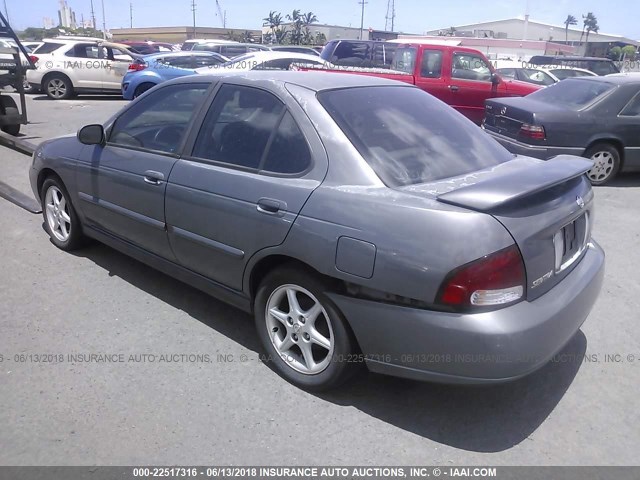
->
[287,9,303,45]
[301,12,318,45]
[263,11,285,44]
[584,12,599,45]
[564,14,577,43]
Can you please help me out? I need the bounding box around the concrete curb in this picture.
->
[0,130,37,156]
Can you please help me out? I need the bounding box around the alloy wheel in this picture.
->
[45,186,71,242]
[588,151,614,183]
[47,79,67,99]
[265,284,334,375]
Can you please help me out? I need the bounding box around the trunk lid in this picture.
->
[484,97,566,139]
[403,156,595,301]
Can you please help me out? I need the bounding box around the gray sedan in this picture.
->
[29,72,605,391]
[483,75,640,185]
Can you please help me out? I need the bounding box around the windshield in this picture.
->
[317,86,513,186]
[526,78,615,110]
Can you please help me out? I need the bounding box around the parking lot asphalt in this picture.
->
[0,94,639,466]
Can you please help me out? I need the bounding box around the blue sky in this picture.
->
[6,0,640,40]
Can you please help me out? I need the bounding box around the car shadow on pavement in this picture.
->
[600,172,640,188]
[71,239,587,454]
[318,330,587,453]
[32,95,126,102]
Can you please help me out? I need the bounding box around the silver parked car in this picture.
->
[30,72,605,391]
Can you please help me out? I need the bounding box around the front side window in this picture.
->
[519,68,556,86]
[109,83,209,154]
[191,85,285,169]
[66,43,99,59]
[451,53,492,81]
[318,86,512,186]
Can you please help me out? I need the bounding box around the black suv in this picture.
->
[528,55,620,76]
[320,40,397,68]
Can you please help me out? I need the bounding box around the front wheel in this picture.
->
[584,143,620,186]
[41,177,84,250]
[254,266,360,391]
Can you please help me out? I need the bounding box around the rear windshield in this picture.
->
[526,78,615,110]
[33,42,64,54]
[317,86,512,186]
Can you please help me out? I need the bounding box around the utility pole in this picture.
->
[358,0,367,40]
[391,0,395,32]
[191,0,196,38]
[129,2,133,28]
[90,0,96,30]
[3,0,9,24]
[100,0,106,39]
[385,0,396,32]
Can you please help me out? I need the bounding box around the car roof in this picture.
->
[144,50,218,59]
[227,51,323,62]
[178,70,415,91]
[564,75,640,86]
[531,55,615,62]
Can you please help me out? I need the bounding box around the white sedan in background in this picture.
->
[194,51,327,74]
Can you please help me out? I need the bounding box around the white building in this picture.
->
[57,0,77,29]
[424,18,639,57]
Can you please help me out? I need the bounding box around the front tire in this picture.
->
[254,266,359,391]
[41,177,84,251]
[584,143,620,185]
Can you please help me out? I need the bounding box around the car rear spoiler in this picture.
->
[437,156,593,212]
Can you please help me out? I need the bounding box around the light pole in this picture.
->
[359,0,368,40]
[101,0,107,39]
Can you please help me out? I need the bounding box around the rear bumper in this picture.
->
[328,241,605,385]
[484,128,584,160]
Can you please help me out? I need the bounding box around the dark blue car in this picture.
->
[121,51,228,100]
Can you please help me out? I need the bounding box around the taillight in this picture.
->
[436,245,526,311]
[29,55,39,64]
[128,61,147,71]
[519,123,545,140]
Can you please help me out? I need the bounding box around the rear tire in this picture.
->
[0,96,20,135]
[254,266,360,391]
[41,177,84,251]
[43,73,74,100]
[584,143,620,186]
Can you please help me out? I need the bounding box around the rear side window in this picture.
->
[33,42,64,54]
[527,78,615,110]
[420,50,443,78]
[262,112,311,174]
[318,86,512,186]
[330,41,371,67]
[588,61,618,75]
[620,91,640,116]
[164,56,193,68]
[66,43,99,58]
[191,85,284,169]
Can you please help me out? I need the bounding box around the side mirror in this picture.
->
[491,73,501,85]
[77,124,105,146]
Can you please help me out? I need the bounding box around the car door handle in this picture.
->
[257,198,285,215]
[449,85,460,92]
[143,170,165,185]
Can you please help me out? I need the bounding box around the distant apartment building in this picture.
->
[42,16,57,29]
[58,0,77,29]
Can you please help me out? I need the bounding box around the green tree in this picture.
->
[621,45,637,60]
[301,11,318,45]
[563,14,577,43]
[608,46,622,60]
[286,9,303,45]
[583,12,599,44]
[263,10,287,44]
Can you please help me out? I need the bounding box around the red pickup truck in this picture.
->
[303,43,541,124]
